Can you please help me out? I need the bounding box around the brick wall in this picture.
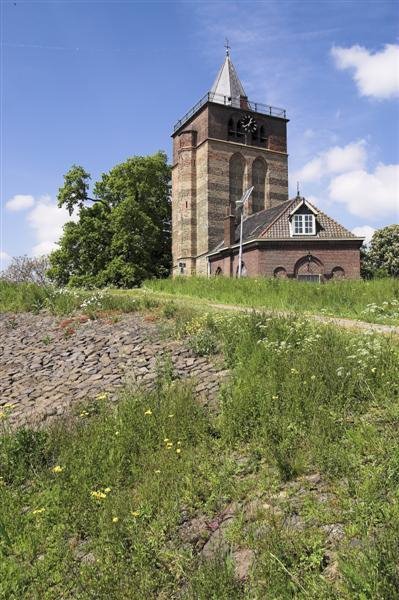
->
[209,241,361,279]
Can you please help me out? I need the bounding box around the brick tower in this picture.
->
[171,48,289,275]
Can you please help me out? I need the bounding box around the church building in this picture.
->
[171,49,363,280]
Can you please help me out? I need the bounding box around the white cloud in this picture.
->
[329,163,399,220]
[352,225,375,244]
[296,140,367,183]
[6,194,35,211]
[26,195,75,256]
[0,251,11,266]
[331,43,399,100]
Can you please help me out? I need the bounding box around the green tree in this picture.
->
[48,152,171,287]
[361,225,399,278]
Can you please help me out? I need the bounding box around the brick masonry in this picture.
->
[209,241,361,279]
[172,102,289,276]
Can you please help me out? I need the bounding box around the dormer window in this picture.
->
[293,213,315,235]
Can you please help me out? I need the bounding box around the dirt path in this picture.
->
[133,290,399,337]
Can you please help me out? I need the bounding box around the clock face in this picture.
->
[240,114,257,133]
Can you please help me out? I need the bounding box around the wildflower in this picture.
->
[32,508,45,515]
[168,414,174,418]
[3,403,13,409]
[166,442,173,448]
[176,448,182,454]
[290,368,299,375]
[177,441,181,446]
[272,395,279,400]
[0,412,5,420]
[51,465,63,474]
[115,431,120,436]
[131,511,140,517]
[80,411,89,417]
[144,409,152,416]
[104,487,111,493]
[91,490,107,500]
[112,516,119,523]
[96,393,108,401]
[371,367,376,373]
[310,375,316,380]
[163,438,169,442]
[155,470,161,474]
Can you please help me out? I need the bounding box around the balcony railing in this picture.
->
[173,92,286,132]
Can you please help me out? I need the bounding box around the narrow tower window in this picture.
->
[229,153,245,207]
[251,158,266,213]
[228,118,235,137]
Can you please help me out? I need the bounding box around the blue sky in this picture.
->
[1,0,398,266]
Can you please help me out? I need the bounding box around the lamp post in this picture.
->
[236,186,254,278]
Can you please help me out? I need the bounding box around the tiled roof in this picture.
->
[211,197,361,252]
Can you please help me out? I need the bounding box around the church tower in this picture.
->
[171,48,289,275]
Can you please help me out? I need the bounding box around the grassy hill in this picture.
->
[145,276,399,325]
[1,293,398,598]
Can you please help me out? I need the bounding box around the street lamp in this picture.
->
[235,186,254,278]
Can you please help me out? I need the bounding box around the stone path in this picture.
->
[0,313,228,429]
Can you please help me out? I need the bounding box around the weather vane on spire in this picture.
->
[224,38,231,56]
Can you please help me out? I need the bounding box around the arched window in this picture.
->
[331,266,345,279]
[229,154,245,207]
[251,157,266,213]
[274,267,287,279]
[235,262,247,277]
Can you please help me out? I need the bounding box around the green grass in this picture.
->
[1,311,399,598]
[0,281,157,317]
[144,276,399,325]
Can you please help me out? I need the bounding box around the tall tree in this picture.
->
[361,225,399,278]
[48,152,171,287]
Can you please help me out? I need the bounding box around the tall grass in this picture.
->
[145,276,399,324]
[1,312,398,597]
[0,281,153,316]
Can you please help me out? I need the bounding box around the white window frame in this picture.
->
[292,213,315,235]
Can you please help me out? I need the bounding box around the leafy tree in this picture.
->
[48,152,171,287]
[361,225,399,278]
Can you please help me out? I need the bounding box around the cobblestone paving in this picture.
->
[0,313,228,429]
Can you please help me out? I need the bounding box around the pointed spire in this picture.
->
[210,44,247,106]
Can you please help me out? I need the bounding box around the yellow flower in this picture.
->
[91,490,107,500]
[112,516,119,523]
[166,442,173,448]
[177,441,181,446]
[163,438,169,442]
[104,487,111,493]
[144,409,152,416]
[310,375,316,380]
[32,508,45,515]
[176,448,182,454]
[272,395,279,400]
[3,403,13,409]
[51,465,63,474]
[96,393,108,401]
[80,411,89,417]
[168,414,174,418]
[155,469,161,474]
[0,412,5,420]
[131,511,140,517]
[290,368,299,375]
